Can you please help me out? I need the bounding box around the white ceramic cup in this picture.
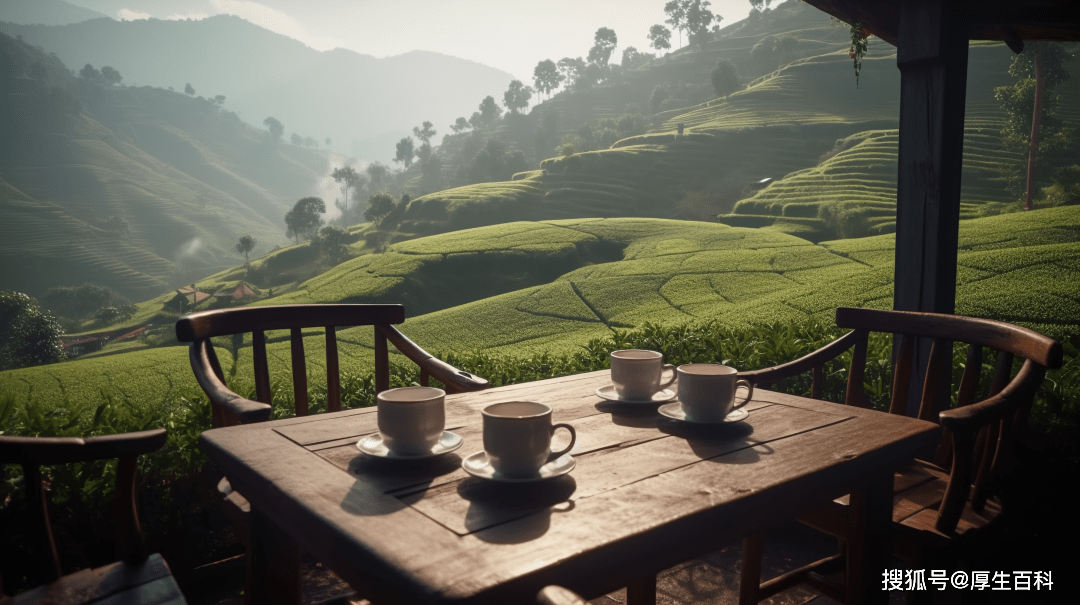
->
[610,349,676,401]
[482,402,577,478]
[676,364,754,422]
[377,386,445,455]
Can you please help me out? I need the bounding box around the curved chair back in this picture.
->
[176,304,488,428]
[744,307,1062,534]
[0,429,168,588]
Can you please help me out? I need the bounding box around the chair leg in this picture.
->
[740,536,764,605]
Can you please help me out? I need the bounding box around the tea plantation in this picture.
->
[4,206,1079,413]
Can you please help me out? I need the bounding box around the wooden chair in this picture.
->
[0,429,186,605]
[175,303,489,603]
[737,307,1063,604]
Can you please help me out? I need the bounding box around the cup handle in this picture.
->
[547,423,577,463]
[733,379,754,410]
[658,364,677,389]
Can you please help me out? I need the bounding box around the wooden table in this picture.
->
[199,370,939,605]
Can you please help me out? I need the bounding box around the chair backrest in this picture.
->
[0,429,168,592]
[832,308,1062,533]
[175,304,488,428]
[743,307,1062,534]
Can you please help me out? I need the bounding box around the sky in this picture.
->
[65,0,768,82]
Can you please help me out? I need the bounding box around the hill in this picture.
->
[0,0,108,26]
[4,205,1078,410]
[0,32,329,300]
[0,15,515,162]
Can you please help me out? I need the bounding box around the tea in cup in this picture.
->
[610,349,676,401]
[377,386,445,455]
[482,401,576,477]
[676,364,754,422]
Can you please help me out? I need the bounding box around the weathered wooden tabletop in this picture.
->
[199,369,939,605]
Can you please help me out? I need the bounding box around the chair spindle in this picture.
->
[917,338,949,422]
[325,326,341,413]
[25,463,63,581]
[989,351,1015,397]
[253,330,271,404]
[290,327,308,416]
[844,330,869,407]
[374,326,389,395]
[811,365,823,400]
[889,333,915,415]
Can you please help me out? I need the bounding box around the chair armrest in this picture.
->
[739,330,861,387]
[0,429,168,466]
[189,340,272,425]
[378,325,490,393]
[937,360,1044,435]
[537,586,588,605]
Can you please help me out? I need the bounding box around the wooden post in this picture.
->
[893,0,969,414]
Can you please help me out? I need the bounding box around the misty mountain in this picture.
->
[0,31,328,301]
[0,0,108,26]
[0,15,516,162]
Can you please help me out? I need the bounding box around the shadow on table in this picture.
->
[458,475,578,543]
[340,454,465,516]
[658,418,774,465]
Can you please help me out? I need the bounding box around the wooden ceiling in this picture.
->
[804,0,1080,47]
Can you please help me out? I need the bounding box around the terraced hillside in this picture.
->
[0,32,327,300]
[5,206,1078,410]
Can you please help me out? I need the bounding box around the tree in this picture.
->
[0,291,65,371]
[184,82,195,95]
[366,162,390,191]
[413,121,437,145]
[450,116,472,133]
[557,57,586,85]
[41,283,127,321]
[236,235,256,262]
[664,0,688,48]
[364,192,396,225]
[533,59,563,101]
[621,47,650,70]
[994,42,1074,209]
[478,95,502,126]
[79,64,101,83]
[99,65,122,86]
[291,133,303,146]
[711,58,741,98]
[503,80,533,115]
[312,226,350,265]
[749,0,775,11]
[284,197,326,244]
[588,28,618,68]
[263,116,284,141]
[648,25,672,55]
[331,166,361,225]
[685,0,717,49]
[394,137,415,168]
[214,94,227,105]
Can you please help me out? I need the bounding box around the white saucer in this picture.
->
[461,451,576,483]
[594,384,677,404]
[356,431,463,460]
[658,402,749,424]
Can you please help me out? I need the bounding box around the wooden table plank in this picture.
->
[405,404,850,535]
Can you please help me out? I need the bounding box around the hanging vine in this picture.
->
[849,21,870,87]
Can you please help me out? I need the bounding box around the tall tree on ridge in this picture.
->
[394,137,415,168]
[236,235,256,262]
[994,42,1073,209]
[648,24,672,56]
[263,116,284,141]
[284,197,326,244]
[331,166,361,226]
[664,0,688,48]
[503,80,533,115]
[533,59,563,101]
[588,28,618,68]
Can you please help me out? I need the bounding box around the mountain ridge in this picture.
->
[0,14,516,162]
